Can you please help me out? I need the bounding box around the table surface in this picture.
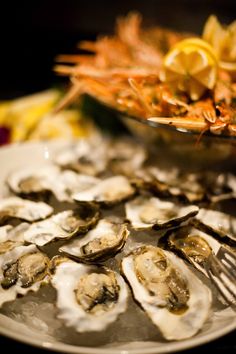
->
[0,329,235,354]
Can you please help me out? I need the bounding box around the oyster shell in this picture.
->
[55,171,100,202]
[125,196,199,230]
[224,173,236,199]
[73,176,135,206]
[108,138,147,176]
[146,169,236,203]
[7,165,61,196]
[0,225,13,240]
[200,172,235,202]
[59,219,129,262]
[194,208,236,243]
[130,168,154,191]
[0,223,29,255]
[0,244,50,306]
[149,167,206,203]
[54,135,108,176]
[24,204,100,246]
[131,167,206,203]
[7,165,100,202]
[167,225,224,276]
[121,245,212,340]
[51,258,128,332]
[0,197,53,224]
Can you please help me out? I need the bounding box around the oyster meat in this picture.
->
[24,205,100,246]
[0,244,50,306]
[125,196,199,230]
[51,258,128,332]
[0,197,53,224]
[73,175,135,205]
[121,245,212,340]
[60,219,129,262]
[167,225,224,276]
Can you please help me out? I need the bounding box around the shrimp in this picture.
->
[54,13,236,137]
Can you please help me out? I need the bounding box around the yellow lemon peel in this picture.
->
[28,110,91,141]
[203,15,236,72]
[160,38,218,100]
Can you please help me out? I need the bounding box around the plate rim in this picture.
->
[0,317,235,354]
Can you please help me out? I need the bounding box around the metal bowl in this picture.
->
[81,95,236,171]
[120,113,236,171]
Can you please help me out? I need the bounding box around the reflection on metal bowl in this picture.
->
[121,114,236,171]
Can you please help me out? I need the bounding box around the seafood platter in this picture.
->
[0,133,235,353]
[0,12,236,354]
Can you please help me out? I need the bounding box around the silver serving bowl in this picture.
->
[119,113,236,171]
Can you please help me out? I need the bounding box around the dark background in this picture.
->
[0,0,236,352]
[0,0,235,98]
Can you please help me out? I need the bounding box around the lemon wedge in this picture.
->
[9,89,61,142]
[0,89,61,142]
[203,15,236,73]
[0,102,11,125]
[28,110,92,141]
[160,38,218,100]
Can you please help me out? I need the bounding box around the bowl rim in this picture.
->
[122,112,236,144]
[87,94,236,144]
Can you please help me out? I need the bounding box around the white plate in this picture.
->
[0,140,235,354]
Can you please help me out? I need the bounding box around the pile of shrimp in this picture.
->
[55,12,236,137]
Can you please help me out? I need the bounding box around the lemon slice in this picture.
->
[160,38,218,100]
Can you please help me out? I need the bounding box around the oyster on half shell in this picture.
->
[51,258,128,332]
[125,196,199,230]
[54,135,108,176]
[167,225,226,277]
[60,219,129,262]
[73,175,135,206]
[24,204,100,246]
[7,165,61,196]
[7,164,101,202]
[194,208,236,244]
[121,245,212,340]
[0,197,53,224]
[0,244,50,307]
[145,167,206,203]
[108,138,147,176]
[54,171,100,202]
[0,223,29,255]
